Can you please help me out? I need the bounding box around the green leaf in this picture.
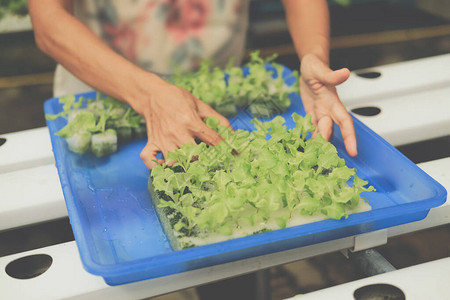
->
[59,94,77,113]
[167,172,193,194]
[300,146,318,169]
[330,167,356,181]
[213,170,232,191]
[275,214,289,229]
[321,202,347,220]
[218,223,233,236]
[174,220,187,231]
[179,193,195,206]
[187,161,210,182]
[45,113,64,121]
[266,186,282,211]
[209,202,228,225]
[292,170,307,190]
[56,111,98,138]
[297,194,320,215]
[158,199,178,210]
[205,117,220,131]
[317,149,339,170]
[150,164,165,180]
[257,148,278,169]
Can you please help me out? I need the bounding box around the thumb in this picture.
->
[323,68,350,86]
[140,142,164,169]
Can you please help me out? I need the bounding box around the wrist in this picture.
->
[122,69,165,117]
[300,42,329,66]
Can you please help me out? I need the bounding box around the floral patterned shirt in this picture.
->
[54,0,250,96]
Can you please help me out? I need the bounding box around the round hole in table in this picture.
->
[355,71,382,79]
[351,106,381,117]
[5,254,53,279]
[354,283,405,300]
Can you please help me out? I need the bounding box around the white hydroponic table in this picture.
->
[0,54,449,300]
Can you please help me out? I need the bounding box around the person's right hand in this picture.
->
[135,76,232,169]
[299,53,357,157]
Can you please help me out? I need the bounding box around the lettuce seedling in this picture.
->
[169,51,299,118]
[46,93,146,156]
[149,114,375,250]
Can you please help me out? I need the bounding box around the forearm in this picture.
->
[281,0,330,64]
[28,0,162,115]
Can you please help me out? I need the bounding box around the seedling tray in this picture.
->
[44,69,446,286]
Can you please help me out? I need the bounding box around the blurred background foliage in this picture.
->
[0,0,28,20]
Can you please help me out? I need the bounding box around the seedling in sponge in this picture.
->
[45,93,146,157]
[149,113,375,250]
[91,129,118,157]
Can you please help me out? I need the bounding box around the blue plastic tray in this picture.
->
[44,68,446,286]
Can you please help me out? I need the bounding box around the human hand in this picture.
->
[135,77,232,168]
[299,54,357,157]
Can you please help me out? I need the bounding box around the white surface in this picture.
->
[0,164,66,231]
[0,237,359,300]
[287,257,450,300]
[0,242,105,300]
[338,54,450,105]
[348,86,450,146]
[338,53,450,146]
[0,127,54,173]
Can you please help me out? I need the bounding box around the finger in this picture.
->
[332,104,358,157]
[316,116,333,141]
[323,68,350,86]
[299,78,318,125]
[176,134,197,147]
[311,60,349,86]
[161,142,180,166]
[196,99,234,132]
[140,142,163,169]
[343,133,358,157]
[302,101,317,126]
[193,122,223,146]
[166,135,197,165]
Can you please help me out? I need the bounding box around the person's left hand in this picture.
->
[299,53,357,157]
